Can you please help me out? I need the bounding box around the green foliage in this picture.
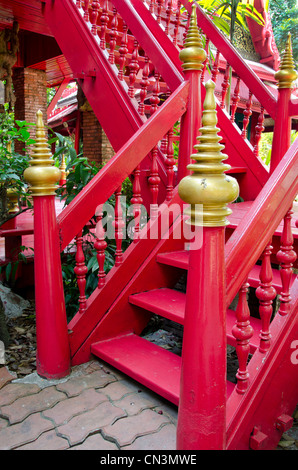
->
[0,106,35,226]
[269,0,298,66]
[189,0,264,43]
[0,245,34,286]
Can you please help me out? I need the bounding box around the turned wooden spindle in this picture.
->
[128,40,140,99]
[83,0,90,21]
[113,186,124,266]
[94,205,107,288]
[90,0,100,36]
[253,107,265,158]
[100,0,109,50]
[255,242,277,352]
[230,76,241,123]
[276,206,297,316]
[232,282,254,394]
[118,22,128,81]
[74,230,88,314]
[131,166,143,241]
[138,55,150,116]
[241,91,253,139]
[220,63,230,109]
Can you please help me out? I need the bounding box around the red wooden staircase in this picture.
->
[25,0,298,450]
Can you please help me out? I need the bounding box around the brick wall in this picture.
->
[13,67,47,153]
[81,107,114,166]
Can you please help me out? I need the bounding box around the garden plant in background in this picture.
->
[0,104,35,227]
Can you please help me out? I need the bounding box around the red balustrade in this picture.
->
[255,242,277,352]
[94,205,107,288]
[276,207,297,316]
[74,230,88,315]
[232,282,254,394]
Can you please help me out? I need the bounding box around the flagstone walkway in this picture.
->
[0,359,177,450]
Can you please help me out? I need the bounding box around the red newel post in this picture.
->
[24,110,70,379]
[177,4,206,183]
[270,33,297,174]
[177,79,239,450]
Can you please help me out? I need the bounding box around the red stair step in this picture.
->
[129,288,262,352]
[156,250,188,269]
[91,333,235,406]
[156,251,296,294]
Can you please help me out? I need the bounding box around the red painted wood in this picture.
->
[68,192,186,360]
[91,333,235,406]
[225,138,298,306]
[129,287,262,352]
[47,77,71,119]
[270,89,293,173]
[0,0,52,36]
[256,243,277,352]
[33,196,70,379]
[276,207,297,315]
[156,250,297,295]
[112,0,183,92]
[178,71,202,182]
[226,278,298,450]
[92,333,182,405]
[232,282,254,394]
[43,0,146,149]
[200,86,269,200]
[177,227,227,450]
[180,0,277,119]
[57,82,189,250]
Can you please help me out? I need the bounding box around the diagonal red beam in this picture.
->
[47,77,71,119]
[57,81,190,251]
[180,0,277,119]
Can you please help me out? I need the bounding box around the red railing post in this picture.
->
[177,4,206,183]
[24,110,71,379]
[177,80,239,450]
[270,33,297,174]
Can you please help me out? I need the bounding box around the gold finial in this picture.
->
[59,154,67,181]
[275,33,297,89]
[7,188,19,214]
[178,80,239,227]
[179,3,206,71]
[23,110,61,196]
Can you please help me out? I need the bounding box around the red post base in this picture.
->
[176,227,227,450]
[34,196,71,379]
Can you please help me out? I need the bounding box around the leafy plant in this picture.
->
[189,0,264,43]
[0,106,35,227]
[269,0,298,67]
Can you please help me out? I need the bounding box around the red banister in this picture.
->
[180,0,277,119]
[112,0,184,91]
[225,137,298,306]
[57,81,189,251]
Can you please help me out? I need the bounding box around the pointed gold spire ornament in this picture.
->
[178,80,239,227]
[179,3,206,71]
[275,33,297,89]
[59,154,67,181]
[24,110,61,196]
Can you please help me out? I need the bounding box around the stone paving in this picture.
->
[0,359,297,451]
[0,360,178,450]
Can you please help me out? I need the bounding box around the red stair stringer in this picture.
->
[226,278,298,450]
